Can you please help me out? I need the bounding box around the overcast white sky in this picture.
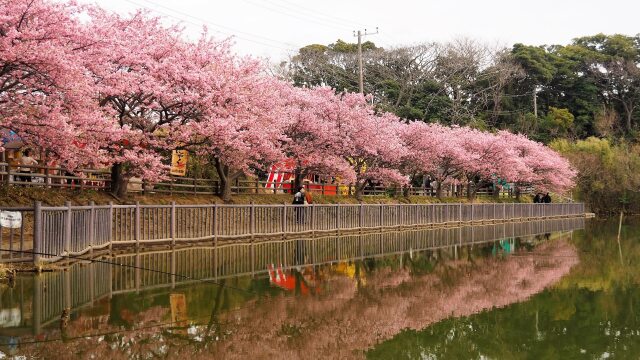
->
[82,0,639,60]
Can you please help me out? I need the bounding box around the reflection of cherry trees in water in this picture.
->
[9,236,577,359]
[207,238,576,359]
[369,219,640,359]
[369,286,640,359]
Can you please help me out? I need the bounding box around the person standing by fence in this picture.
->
[18,149,38,184]
[533,193,542,203]
[293,187,306,223]
[543,193,552,203]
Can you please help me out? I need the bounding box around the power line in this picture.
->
[137,0,297,50]
[242,0,351,31]
[124,0,297,52]
[270,0,364,29]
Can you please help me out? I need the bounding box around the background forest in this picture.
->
[278,34,640,213]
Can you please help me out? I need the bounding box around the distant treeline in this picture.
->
[281,34,640,213]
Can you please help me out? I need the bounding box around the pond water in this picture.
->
[0,216,631,359]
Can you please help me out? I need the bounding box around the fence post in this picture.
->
[336,204,341,235]
[359,203,364,231]
[458,203,462,223]
[135,201,140,248]
[213,203,218,247]
[380,204,384,228]
[250,201,255,238]
[471,204,474,223]
[282,202,287,237]
[64,201,72,255]
[108,202,113,251]
[88,201,95,254]
[493,203,496,222]
[33,201,42,265]
[170,201,176,247]
[311,203,316,235]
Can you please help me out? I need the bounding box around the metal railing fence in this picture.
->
[0,202,584,264]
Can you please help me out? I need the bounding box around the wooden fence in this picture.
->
[0,217,586,336]
[0,162,528,197]
[0,202,585,264]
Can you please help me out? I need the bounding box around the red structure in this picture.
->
[265,159,338,195]
[267,264,321,296]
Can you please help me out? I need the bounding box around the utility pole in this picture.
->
[353,27,378,94]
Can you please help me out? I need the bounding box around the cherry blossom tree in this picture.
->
[0,0,113,168]
[187,63,292,201]
[402,122,467,198]
[449,126,525,199]
[86,9,219,196]
[498,131,576,196]
[1,0,576,201]
[343,109,408,200]
[402,123,574,199]
[281,87,357,191]
[282,88,408,200]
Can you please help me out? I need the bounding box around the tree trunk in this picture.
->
[214,159,232,202]
[354,182,366,201]
[111,163,127,197]
[219,177,232,202]
[293,168,304,193]
[436,181,443,199]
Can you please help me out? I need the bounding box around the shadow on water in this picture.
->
[367,216,640,360]
[0,218,585,359]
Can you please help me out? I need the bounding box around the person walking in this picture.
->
[543,193,552,203]
[18,149,38,184]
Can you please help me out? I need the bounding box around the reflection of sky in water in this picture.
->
[0,218,588,358]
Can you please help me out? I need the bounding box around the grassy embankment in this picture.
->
[0,186,530,207]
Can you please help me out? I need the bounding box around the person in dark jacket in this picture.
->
[543,193,551,203]
[293,187,306,223]
[533,193,542,203]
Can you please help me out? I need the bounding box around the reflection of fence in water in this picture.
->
[32,261,112,333]
[1,217,583,334]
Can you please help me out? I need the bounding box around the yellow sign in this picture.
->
[170,150,188,176]
[170,293,188,334]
